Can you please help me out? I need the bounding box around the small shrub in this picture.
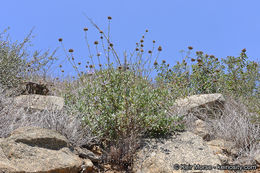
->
[0,28,57,95]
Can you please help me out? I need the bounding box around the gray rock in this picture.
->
[0,127,92,173]
[133,131,224,173]
[169,93,225,120]
[14,94,64,111]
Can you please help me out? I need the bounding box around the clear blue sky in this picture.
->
[1,0,260,80]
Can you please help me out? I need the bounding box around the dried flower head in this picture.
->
[72,57,74,61]
[196,51,203,55]
[97,53,101,57]
[61,70,64,73]
[167,64,170,67]
[108,16,112,20]
[140,39,144,43]
[153,40,155,43]
[141,44,144,47]
[59,65,62,68]
[86,65,88,68]
[136,48,139,51]
[99,64,102,67]
[205,54,209,58]
[197,58,202,62]
[58,38,63,42]
[191,58,196,62]
[78,62,81,65]
[100,36,103,39]
[162,60,166,63]
[68,49,74,53]
[94,41,99,45]
[140,49,144,52]
[210,55,215,58]
[99,30,103,34]
[89,65,93,68]
[188,46,193,50]
[169,69,172,72]
[83,28,88,31]
[242,48,246,52]
[109,43,113,47]
[148,50,152,54]
[118,66,122,70]
[145,29,148,32]
[154,61,158,66]
[158,46,162,51]
[126,66,129,70]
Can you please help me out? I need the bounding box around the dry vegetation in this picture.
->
[0,17,259,171]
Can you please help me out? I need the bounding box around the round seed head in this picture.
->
[58,38,63,42]
[162,60,166,63]
[97,53,101,57]
[78,62,81,65]
[94,41,99,45]
[210,55,215,58]
[167,64,170,67]
[109,43,113,47]
[99,30,103,34]
[68,49,74,53]
[158,46,162,51]
[197,58,202,62]
[108,16,112,20]
[61,70,64,73]
[140,49,144,52]
[90,65,93,68]
[145,29,148,32]
[154,61,158,66]
[153,40,155,43]
[86,65,88,68]
[242,48,246,52]
[140,39,144,43]
[169,69,172,72]
[188,46,193,50]
[118,66,122,70]
[99,64,102,67]
[141,44,144,47]
[83,27,88,31]
[136,48,139,51]
[191,58,196,62]
[59,65,62,68]
[100,36,103,39]
[148,50,152,54]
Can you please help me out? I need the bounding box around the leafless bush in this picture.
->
[206,95,260,164]
[0,93,95,147]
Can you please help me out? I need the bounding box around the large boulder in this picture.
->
[0,127,93,173]
[14,94,64,111]
[133,131,224,173]
[169,93,225,120]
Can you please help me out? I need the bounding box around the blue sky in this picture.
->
[1,0,259,80]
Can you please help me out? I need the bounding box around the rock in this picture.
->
[133,131,224,173]
[74,146,101,162]
[169,93,225,120]
[14,94,64,111]
[20,81,49,95]
[0,127,93,173]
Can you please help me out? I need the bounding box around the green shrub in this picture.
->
[64,67,184,140]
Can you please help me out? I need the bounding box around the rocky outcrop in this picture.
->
[169,93,225,120]
[0,127,93,173]
[14,94,64,111]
